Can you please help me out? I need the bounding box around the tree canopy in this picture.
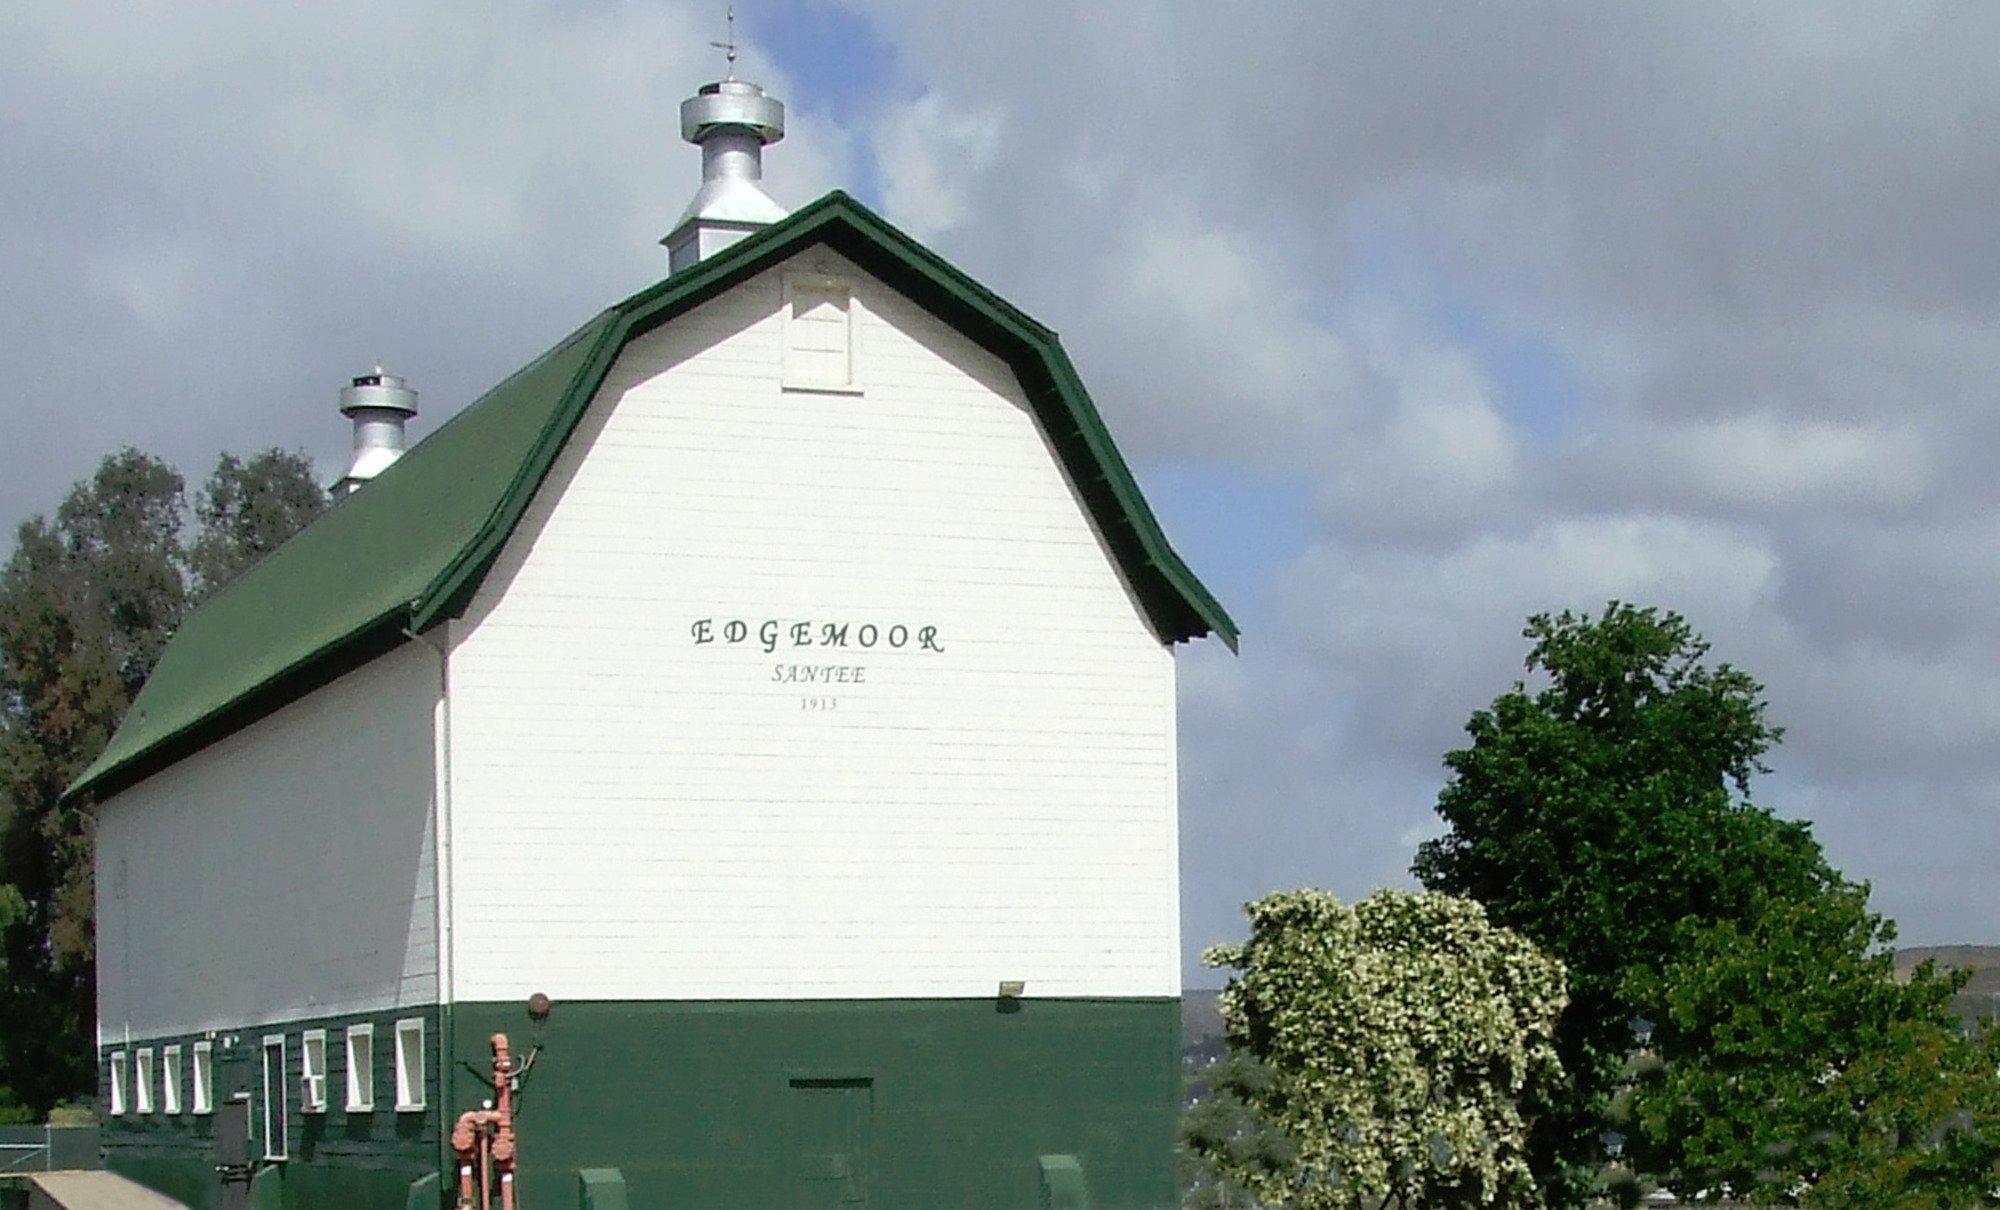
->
[0,447,325,1115]
[1412,604,1847,1202]
[188,449,327,596]
[1626,889,2000,1206]
[1195,889,1567,1209]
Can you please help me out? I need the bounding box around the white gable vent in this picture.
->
[783,275,857,392]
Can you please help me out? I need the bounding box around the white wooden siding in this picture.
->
[95,643,439,1043]
[446,250,1179,1001]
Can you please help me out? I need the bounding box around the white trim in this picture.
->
[107,1051,127,1116]
[393,1017,426,1112]
[260,1034,288,1160]
[426,625,455,1011]
[1162,656,1183,994]
[191,1041,214,1115]
[133,1048,154,1115]
[161,1045,183,1115]
[345,1023,375,1112]
[300,1029,328,1114]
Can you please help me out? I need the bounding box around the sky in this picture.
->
[3,3,1996,985]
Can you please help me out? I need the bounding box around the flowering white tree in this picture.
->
[1196,889,1567,1209]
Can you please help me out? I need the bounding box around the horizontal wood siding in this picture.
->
[95,644,439,1042]
[99,1006,440,1209]
[447,251,1178,1001]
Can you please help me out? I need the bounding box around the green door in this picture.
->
[786,1078,873,1207]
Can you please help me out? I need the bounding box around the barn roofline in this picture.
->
[67,190,1236,806]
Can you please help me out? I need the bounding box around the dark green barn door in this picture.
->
[786,1077,873,1207]
[215,1096,252,1210]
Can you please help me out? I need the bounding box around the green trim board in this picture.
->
[68,191,1235,806]
[99,1006,440,1210]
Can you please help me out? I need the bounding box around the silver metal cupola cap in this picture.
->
[661,21,788,274]
[334,367,418,496]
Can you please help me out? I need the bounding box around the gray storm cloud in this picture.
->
[3,2,1994,978]
[842,1,2000,973]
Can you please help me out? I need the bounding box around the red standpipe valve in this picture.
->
[451,1033,520,1210]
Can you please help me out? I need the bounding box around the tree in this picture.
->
[1184,1040,1296,1200]
[1196,889,1567,1209]
[1182,1048,1294,1208]
[0,450,187,1113]
[0,446,325,1114]
[1413,604,1846,1203]
[0,883,34,1124]
[1626,888,2000,1206]
[188,449,327,597]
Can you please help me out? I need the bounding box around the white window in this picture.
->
[134,1049,154,1115]
[260,1035,288,1160]
[783,275,857,391]
[345,1024,375,1112]
[300,1030,328,1113]
[107,1051,127,1116]
[191,1042,214,1114]
[161,1046,182,1115]
[393,1018,425,1112]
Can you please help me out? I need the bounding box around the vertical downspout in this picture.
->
[1162,649,1183,999]
[408,621,457,1190]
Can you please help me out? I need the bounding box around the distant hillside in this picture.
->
[1896,945,2000,1030]
[1182,989,1226,1055]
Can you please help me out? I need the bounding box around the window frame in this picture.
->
[345,1023,375,1112]
[107,1051,127,1116]
[260,1034,288,1161]
[191,1041,214,1115]
[300,1029,328,1114]
[393,1018,426,1112]
[133,1048,154,1115]
[161,1045,182,1115]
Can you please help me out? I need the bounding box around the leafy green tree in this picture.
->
[1183,1049,1291,1208]
[1197,889,1567,1209]
[1413,604,1845,1203]
[0,883,34,1125]
[0,450,187,1112]
[1627,889,2000,1206]
[188,449,327,597]
[0,446,325,1114]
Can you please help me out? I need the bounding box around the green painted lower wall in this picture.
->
[449,997,1180,1209]
[98,1006,440,1210]
[100,997,1177,1207]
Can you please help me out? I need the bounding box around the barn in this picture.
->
[76,72,1234,1209]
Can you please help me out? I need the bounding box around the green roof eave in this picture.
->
[67,190,1235,805]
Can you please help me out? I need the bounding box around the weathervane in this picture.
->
[711,6,738,80]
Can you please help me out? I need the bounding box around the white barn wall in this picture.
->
[95,643,440,1043]
[446,250,1180,1003]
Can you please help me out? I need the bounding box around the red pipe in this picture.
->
[450,1034,520,1210]
[491,1034,518,1210]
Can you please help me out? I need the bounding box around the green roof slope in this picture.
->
[70,191,1235,804]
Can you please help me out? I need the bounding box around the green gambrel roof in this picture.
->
[69,191,1236,804]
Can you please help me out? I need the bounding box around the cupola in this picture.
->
[333,367,417,496]
[660,31,786,274]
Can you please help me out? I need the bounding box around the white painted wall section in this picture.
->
[447,249,1180,1002]
[95,643,440,1042]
